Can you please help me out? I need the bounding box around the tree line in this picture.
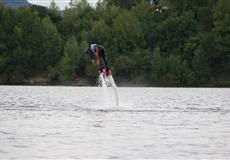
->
[0,0,229,86]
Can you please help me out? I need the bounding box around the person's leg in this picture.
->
[96,47,102,66]
[95,46,104,74]
[100,48,112,75]
[100,47,109,68]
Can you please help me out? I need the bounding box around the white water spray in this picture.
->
[99,73,106,88]
[98,73,120,107]
[107,75,119,106]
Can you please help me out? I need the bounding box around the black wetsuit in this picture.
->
[86,44,109,69]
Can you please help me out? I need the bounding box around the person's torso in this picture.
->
[90,44,103,55]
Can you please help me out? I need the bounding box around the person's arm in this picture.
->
[89,54,95,64]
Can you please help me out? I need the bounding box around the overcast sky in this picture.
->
[28,0,98,9]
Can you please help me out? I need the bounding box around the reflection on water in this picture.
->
[0,86,229,159]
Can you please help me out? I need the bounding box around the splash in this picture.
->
[98,73,120,107]
[99,73,106,88]
[107,75,119,106]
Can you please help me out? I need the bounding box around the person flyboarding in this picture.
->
[86,44,119,106]
[86,44,112,75]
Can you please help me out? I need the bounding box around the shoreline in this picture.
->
[0,83,229,88]
[1,76,229,88]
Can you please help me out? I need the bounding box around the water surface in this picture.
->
[0,86,229,159]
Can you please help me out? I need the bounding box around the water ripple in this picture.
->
[0,86,229,159]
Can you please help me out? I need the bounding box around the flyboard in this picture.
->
[97,70,120,106]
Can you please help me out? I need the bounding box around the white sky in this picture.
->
[28,0,98,10]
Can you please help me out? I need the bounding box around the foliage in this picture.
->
[0,0,229,86]
[58,36,80,82]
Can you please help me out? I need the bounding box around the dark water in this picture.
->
[0,86,229,159]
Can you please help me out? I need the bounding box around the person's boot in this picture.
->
[98,68,102,74]
[106,68,112,75]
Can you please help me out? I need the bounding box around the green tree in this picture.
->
[150,48,166,84]
[48,0,62,23]
[31,5,49,19]
[212,0,230,73]
[192,46,211,84]
[104,0,140,9]
[89,19,110,45]
[113,55,135,78]
[60,0,93,40]
[58,36,80,82]
[0,0,229,86]
[112,11,144,53]
[104,0,155,9]
[41,16,62,68]
[149,11,197,54]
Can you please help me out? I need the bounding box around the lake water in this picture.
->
[0,86,229,159]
